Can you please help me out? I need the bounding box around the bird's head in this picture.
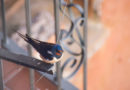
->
[52,44,63,59]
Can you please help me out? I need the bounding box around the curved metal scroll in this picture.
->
[59,0,85,79]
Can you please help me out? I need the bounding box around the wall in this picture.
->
[88,0,130,90]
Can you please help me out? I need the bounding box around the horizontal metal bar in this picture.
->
[0,48,54,74]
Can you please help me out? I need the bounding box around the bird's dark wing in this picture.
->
[17,32,55,60]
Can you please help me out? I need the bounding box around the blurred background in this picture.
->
[0,0,130,90]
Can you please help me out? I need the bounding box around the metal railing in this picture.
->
[59,1,88,90]
[83,0,88,89]
[0,0,7,89]
[0,0,87,90]
[25,0,35,90]
[53,0,62,90]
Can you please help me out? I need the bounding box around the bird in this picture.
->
[17,32,63,64]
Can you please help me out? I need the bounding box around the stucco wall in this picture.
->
[88,0,130,90]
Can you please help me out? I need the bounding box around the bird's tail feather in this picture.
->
[17,32,33,44]
[17,32,41,49]
[17,32,28,41]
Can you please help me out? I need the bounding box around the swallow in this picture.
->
[17,32,63,64]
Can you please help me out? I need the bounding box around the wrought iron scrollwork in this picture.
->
[59,0,85,79]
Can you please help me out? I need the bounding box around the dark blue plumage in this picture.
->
[17,32,63,64]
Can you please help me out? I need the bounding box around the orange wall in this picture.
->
[88,0,130,90]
